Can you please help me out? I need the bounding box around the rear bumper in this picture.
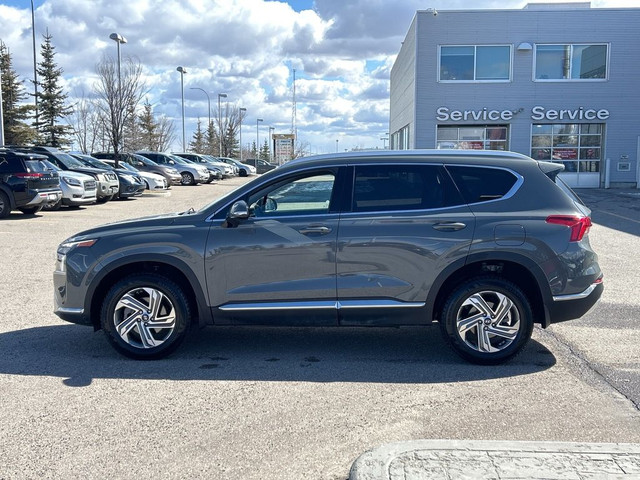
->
[547,280,604,325]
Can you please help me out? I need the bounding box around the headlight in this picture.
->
[168,168,179,174]
[57,238,98,256]
[62,176,81,186]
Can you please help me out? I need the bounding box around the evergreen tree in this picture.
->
[36,30,73,147]
[0,41,36,145]
[189,119,205,153]
[138,100,157,150]
[250,140,257,158]
[205,121,219,156]
[259,138,270,161]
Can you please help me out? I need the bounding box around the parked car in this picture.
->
[72,154,145,199]
[20,146,119,202]
[53,150,603,364]
[243,158,277,174]
[217,156,255,177]
[101,159,168,191]
[173,152,231,180]
[92,152,181,186]
[41,160,97,210]
[204,155,236,177]
[0,148,62,217]
[136,151,209,185]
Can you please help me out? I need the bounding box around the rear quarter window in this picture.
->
[446,166,518,204]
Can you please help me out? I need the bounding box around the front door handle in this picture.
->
[433,222,466,232]
[299,225,332,235]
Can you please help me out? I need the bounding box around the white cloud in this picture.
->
[0,0,633,153]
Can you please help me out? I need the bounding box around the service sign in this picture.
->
[437,106,610,122]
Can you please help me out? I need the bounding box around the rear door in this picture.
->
[336,163,475,325]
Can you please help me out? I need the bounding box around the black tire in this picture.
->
[439,276,533,365]
[100,274,192,360]
[181,172,195,185]
[96,195,110,203]
[0,191,11,218]
[205,176,215,184]
[239,169,247,177]
[18,205,42,215]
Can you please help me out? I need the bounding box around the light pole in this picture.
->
[0,68,4,146]
[31,0,38,132]
[336,139,339,153]
[268,126,275,163]
[217,93,227,156]
[190,87,211,132]
[256,118,263,158]
[110,32,127,161]
[239,107,246,162]
[176,66,187,151]
[380,132,389,149]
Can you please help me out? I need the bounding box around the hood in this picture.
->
[59,170,95,181]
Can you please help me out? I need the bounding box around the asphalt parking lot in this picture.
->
[0,179,639,479]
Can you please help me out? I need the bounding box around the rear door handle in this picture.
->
[433,222,466,232]
[299,225,332,235]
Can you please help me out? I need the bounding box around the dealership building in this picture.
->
[389,3,640,188]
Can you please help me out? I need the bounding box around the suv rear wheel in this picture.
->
[439,277,533,365]
[100,274,191,360]
[0,191,10,218]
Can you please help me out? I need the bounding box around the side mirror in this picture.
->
[168,160,175,165]
[228,200,250,220]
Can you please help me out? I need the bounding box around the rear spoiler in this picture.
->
[538,161,564,180]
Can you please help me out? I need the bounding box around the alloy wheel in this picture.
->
[455,290,520,353]
[113,287,176,349]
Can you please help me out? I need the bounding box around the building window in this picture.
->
[439,45,511,81]
[534,44,608,80]
[531,123,603,173]
[437,125,509,151]
[391,125,410,150]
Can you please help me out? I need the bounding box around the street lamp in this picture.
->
[110,32,127,161]
[217,93,227,156]
[336,139,339,153]
[190,87,211,131]
[256,118,263,158]
[380,132,389,149]
[176,66,187,151]
[268,126,275,163]
[0,68,4,146]
[239,107,246,162]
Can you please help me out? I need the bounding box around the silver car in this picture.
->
[136,151,209,186]
[42,160,97,210]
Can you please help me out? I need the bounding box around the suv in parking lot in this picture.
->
[53,150,603,364]
[92,152,182,186]
[0,149,62,217]
[136,151,209,185]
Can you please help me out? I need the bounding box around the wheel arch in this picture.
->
[87,255,211,331]
[428,252,553,328]
[0,184,16,210]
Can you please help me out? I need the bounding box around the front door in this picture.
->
[205,169,340,325]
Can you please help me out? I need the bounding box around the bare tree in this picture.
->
[66,89,102,153]
[94,55,145,165]
[216,104,246,158]
[155,115,175,152]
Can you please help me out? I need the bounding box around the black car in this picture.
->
[18,146,119,202]
[0,148,62,217]
[72,154,145,199]
[243,158,277,174]
[54,150,603,364]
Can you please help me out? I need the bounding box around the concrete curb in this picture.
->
[349,440,640,480]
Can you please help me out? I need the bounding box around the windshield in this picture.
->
[169,155,190,165]
[78,156,110,170]
[132,154,159,166]
[56,152,88,168]
[119,162,138,172]
[42,160,61,171]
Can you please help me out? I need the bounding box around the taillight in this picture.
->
[546,215,592,242]
[14,172,44,179]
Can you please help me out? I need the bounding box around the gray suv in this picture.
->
[53,150,603,364]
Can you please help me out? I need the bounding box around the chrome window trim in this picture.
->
[219,299,426,312]
[552,282,600,302]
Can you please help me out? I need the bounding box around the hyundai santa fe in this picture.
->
[53,150,603,364]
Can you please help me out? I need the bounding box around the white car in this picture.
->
[102,160,168,191]
[42,160,97,210]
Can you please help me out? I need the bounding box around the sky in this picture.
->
[0,0,635,154]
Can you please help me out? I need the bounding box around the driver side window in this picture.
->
[248,172,336,217]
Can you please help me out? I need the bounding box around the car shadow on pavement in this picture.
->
[0,324,555,387]
[576,189,640,237]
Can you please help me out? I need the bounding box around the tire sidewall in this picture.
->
[0,191,11,218]
[100,274,190,360]
[441,277,534,364]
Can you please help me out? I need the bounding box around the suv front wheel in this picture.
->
[100,274,191,360]
[439,277,534,365]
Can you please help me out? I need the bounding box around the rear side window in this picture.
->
[446,166,517,204]
[0,155,11,173]
[352,164,460,212]
[24,159,51,173]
